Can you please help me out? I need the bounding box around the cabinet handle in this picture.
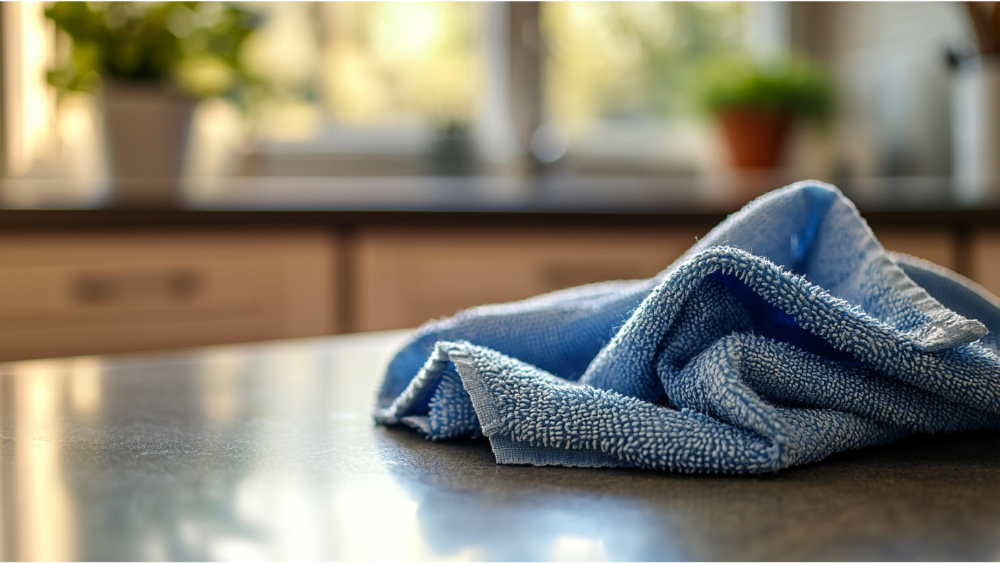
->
[74,269,201,304]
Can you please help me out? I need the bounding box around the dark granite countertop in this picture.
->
[2,175,1000,232]
[0,173,1000,227]
[2,330,999,561]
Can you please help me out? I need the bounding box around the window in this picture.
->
[244,2,482,137]
[234,2,487,179]
[0,2,789,206]
[2,2,58,178]
[544,2,747,126]
[540,2,750,176]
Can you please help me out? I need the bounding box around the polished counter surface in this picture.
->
[2,330,1000,561]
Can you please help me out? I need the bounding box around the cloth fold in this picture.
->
[373,181,1000,473]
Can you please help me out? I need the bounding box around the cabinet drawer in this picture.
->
[355,228,705,331]
[0,230,335,360]
[0,261,263,324]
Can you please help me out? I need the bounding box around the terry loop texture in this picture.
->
[373,181,1000,473]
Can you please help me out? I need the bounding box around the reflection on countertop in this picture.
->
[1,329,1000,561]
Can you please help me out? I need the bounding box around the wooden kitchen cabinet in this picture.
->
[352,226,975,332]
[353,227,707,332]
[971,230,1000,299]
[0,206,993,361]
[0,230,336,360]
[871,227,957,271]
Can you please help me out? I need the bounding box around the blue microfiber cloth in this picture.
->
[373,181,1000,473]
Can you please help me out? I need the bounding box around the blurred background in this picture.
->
[5,6,1000,562]
[1,1,999,361]
[3,1,994,205]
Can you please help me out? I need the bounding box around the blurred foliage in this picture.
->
[211,2,479,139]
[44,2,261,99]
[698,54,836,124]
[542,2,746,131]
[319,2,479,125]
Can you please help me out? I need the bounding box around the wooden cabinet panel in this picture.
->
[0,221,984,360]
[971,231,1000,298]
[0,230,336,360]
[872,227,956,271]
[354,228,706,331]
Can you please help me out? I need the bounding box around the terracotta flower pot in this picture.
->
[102,80,196,207]
[716,106,792,169]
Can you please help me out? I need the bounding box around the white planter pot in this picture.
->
[952,57,1000,205]
[102,81,195,208]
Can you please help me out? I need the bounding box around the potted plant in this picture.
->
[45,2,259,207]
[699,54,834,169]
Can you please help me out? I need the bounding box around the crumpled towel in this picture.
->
[373,181,1000,473]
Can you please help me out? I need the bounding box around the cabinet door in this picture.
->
[872,227,957,271]
[354,228,705,331]
[0,230,335,360]
[972,230,1000,299]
